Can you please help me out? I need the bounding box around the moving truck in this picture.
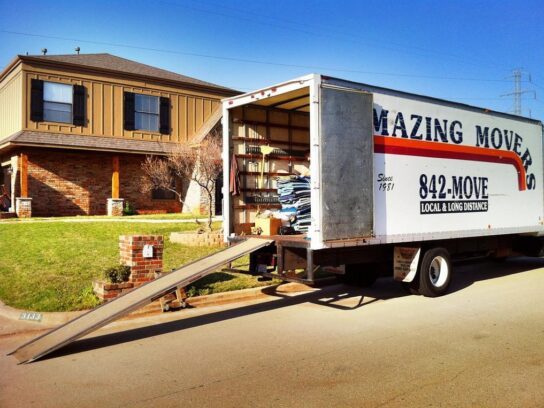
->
[222,74,544,297]
[11,74,544,363]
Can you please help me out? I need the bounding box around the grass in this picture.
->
[0,220,270,312]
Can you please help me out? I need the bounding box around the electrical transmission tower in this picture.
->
[502,68,535,116]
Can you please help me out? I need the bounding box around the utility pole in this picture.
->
[502,68,535,116]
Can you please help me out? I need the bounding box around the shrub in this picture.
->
[123,201,136,216]
[103,265,131,283]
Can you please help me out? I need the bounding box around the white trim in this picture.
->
[222,74,317,109]
[309,76,324,250]
[222,103,231,241]
[320,225,544,249]
[6,142,170,156]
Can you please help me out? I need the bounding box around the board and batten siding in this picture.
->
[22,65,222,144]
[0,66,23,141]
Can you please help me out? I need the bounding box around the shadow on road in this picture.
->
[42,257,543,362]
[449,256,544,293]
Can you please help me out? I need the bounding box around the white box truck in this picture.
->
[222,74,544,297]
[11,74,544,363]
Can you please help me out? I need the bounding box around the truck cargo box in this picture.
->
[222,74,544,251]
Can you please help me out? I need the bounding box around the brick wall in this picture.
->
[24,148,182,216]
[120,156,181,214]
[27,149,110,216]
[119,235,163,286]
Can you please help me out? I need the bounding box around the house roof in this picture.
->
[1,130,179,155]
[10,53,238,95]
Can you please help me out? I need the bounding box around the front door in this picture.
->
[1,166,11,211]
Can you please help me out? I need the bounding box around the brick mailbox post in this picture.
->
[93,235,164,302]
[120,235,164,285]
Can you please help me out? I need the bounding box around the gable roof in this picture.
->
[12,53,238,95]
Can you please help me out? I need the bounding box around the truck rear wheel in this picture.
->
[417,248,452,297]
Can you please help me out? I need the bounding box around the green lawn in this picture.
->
[0,220,266,312]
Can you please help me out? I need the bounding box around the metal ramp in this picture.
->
[9,238,273,364]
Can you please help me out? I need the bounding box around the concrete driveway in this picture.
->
[1,258,543,407]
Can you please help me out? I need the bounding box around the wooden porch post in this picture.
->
[20,153,28,198]
[112,156,119,199]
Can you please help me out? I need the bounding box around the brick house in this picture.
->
[0,53,238,217]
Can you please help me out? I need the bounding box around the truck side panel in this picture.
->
[370,92,543,238]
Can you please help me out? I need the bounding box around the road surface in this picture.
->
[1,258,543,407]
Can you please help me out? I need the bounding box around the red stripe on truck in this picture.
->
[374,135,527,191]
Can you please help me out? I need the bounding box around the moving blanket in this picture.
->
[277,176,311,232]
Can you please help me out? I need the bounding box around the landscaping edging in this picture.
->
[93,280,135,302]
[170,231,225,247]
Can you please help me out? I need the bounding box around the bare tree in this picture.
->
[141,132,222,231]
[188,135,222,231]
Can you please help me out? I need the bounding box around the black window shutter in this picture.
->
[159,97,170,134]
[72,85,86,126]
[30,79,44,122]
[123,92,135,131]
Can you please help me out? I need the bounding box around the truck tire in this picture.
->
[341,263,379,287]
[417,247,452,297]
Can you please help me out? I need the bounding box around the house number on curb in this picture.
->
[19,312,42,322]
[143,244,154,258]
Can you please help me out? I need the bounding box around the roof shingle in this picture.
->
[19,53,237,94]
[3,130,179,155]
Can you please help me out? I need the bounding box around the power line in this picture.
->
[173,0,502,71]
[529,80,544,91]
[0,29,516,84]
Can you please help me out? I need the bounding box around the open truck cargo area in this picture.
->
[222,74,544,293]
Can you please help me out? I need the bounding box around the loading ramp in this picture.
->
[9,238,273,364]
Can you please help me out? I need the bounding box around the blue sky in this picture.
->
[1,0,543,119]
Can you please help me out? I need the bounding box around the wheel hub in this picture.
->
[429,256,448,287]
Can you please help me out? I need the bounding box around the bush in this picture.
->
[123,201,136,216]
[103,265,131,283]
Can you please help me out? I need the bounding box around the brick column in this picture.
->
[107,155,124,216]
[15,197,32,218]
[120,235,163,286]
[107,198,124,216]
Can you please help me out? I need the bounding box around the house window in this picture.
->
[123,92,170,134]
[43,82,73,123]
[152,188,176,200]
[135,94,159,132]
[151,174,177,200]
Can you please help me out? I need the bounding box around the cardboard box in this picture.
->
[255,217,282,236]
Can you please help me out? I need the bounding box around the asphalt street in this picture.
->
[1,257,543,407]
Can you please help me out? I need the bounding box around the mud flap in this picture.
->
[393,247,421,282]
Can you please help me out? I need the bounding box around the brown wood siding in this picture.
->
[21,63,223,144]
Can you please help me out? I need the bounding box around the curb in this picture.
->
[0,300,85,327]
[0,282,317,333]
